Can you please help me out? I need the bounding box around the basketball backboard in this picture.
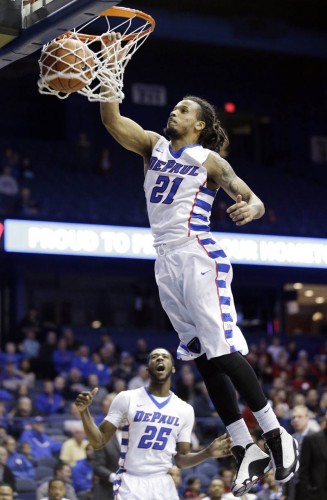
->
[0,0,121,69]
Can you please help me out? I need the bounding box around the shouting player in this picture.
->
[74,347,231,500]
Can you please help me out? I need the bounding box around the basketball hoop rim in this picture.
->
[59,6,155,43]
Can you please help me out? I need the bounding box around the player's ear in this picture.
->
[195,120,205,131]
[172,365,176,374]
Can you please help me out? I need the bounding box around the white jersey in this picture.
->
[105,386,194,476]
[144,136,218,246]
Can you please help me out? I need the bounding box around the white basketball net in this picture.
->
[37,8,154,102]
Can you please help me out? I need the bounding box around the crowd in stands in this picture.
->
[0,305,326,498]
[1,140,326,238]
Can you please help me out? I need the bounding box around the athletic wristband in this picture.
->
[109,473,116,483]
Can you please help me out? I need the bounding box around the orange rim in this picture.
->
[59,6,155,42]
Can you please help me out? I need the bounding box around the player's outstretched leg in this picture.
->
[231,443,272,497]
[262,426,299,483]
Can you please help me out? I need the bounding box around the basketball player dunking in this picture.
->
[97,34,299,497]
[75,348,231,500]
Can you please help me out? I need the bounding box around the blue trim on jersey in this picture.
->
[168,143,202,159]
[144,386,173,409]
[195,199,211,212]
[121,425,129,432]
[199,186,217,197]
[180,343,189,352]
[217,263,230,273]
[199,238,216,245]
[209,250,228,259]
[220,296,231,306]
[121,438,128,446]
[216,279,226,288]
[225,329,233,339]
[189,223,210,231]
[191,213,208,222]
[222,313,233,322]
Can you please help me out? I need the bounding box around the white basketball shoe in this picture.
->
[231,442,272,497]
[263,426,299,483]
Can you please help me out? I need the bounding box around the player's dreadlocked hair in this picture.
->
[184,95,229,153]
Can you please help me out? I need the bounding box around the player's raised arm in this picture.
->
[204,152,265,226]
[100,33,160,159]
[74,388,116,450]
[100,99,159,159]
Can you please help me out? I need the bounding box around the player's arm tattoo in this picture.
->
[219,162,252,202]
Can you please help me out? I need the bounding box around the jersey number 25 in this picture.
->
[138,425,172,450]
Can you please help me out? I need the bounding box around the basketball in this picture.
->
[40,37,95,93]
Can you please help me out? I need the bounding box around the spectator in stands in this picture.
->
[64,369,88,401]
[93,393,116,427]
[0,446,15,492]
[267,337,284,363]
[127,364,150,390]
[85,374,107,414]
[201,478,230,500]
[17,307,42,336]
[59,428,88,468]
[219,468,233,494]
[175,365,198,406]
[35,380,66,416]
[133,338,150,366]
[111,351,136,385]
[61,328,81,352]
[0,361,24,393]
[0,148,20,174]
[20,326,41,360]
[37,463,78,500]
[62,403,83,435]
[18,358,36,389]
[296,410,327,500]
[19,156,35,181]
[0,342,24,368]
[19,416,62,460]
[71,443,94,499]
[291,365,313,392]
[8,396,35,437]
[282,404,318,500]
[97,340,119,369]
[0,402,10,437]
[0,166,19,196]
[18,441,35,466]
[183,476,204,499]
[37,331,58,378]
[305,388,320,416]
[40,478,69,500]
[111,378,126,395]
[4,435,35,479]
[87,352,112,386]
[71,345,92,379]
[52,339,75,376]
[14,186,40,217]
[0,483,14,500]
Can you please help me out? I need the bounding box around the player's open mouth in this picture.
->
[156,363,165,372]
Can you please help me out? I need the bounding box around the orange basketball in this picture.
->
[40,38,95,93]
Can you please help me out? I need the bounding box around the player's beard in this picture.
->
[163,126,180,140]
[148,366,174,384]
